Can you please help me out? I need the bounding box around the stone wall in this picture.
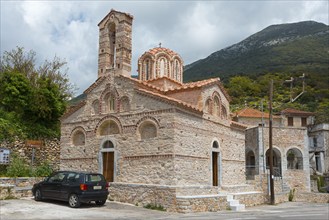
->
[0,139,60,170]
[295,192,329,203]
[176,195,227,213]
[109,182,177,212]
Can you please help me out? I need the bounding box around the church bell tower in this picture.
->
[97,9,133,78]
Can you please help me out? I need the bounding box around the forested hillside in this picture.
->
[184,21,329,123]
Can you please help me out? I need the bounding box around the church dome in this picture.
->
[138,45,184,83]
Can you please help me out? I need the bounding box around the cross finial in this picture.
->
[159,42,162,48]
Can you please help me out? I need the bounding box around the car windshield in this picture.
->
[85,174,104,183]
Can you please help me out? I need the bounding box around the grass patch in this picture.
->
[143,203,166,211]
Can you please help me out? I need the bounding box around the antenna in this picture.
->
[284,74,305,102]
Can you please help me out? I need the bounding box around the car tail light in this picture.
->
[106,182,109,190]
[80,184,87,191]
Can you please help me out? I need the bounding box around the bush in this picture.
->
[0,164,8,176]
[143,203,166,211]
[317,176,326,193]
[32,161,53,177]
[6,154,30,177]
[288,188,295,201]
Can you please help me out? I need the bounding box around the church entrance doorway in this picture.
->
[212,152,218,186]
[102,152,114,182]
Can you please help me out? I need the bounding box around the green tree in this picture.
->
[0,47,76,140]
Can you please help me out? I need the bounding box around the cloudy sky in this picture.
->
[1,0,328,95]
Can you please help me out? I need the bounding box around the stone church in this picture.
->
[60,9,306,212]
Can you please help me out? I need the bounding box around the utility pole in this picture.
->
[269,80,275,205]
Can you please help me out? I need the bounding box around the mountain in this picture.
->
[183,21,329,83]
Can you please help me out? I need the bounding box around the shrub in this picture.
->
[143,203,166,211]
[317,176,326,193]
[6,154,30,177]
[32,161,53,177]
[0,164,8,176]
[288,188,295,201]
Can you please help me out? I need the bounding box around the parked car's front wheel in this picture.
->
[68,194,81,208]
[95,200,106,206]
[34,189,42,201]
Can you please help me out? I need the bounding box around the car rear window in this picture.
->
[85,174,105,183]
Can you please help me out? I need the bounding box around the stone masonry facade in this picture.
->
[59,9,325,212]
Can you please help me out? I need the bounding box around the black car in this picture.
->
[32,171,109,208]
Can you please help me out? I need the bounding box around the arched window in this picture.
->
[103,140,114,148]
[287,148,303,170]
[139,122,157,140]
[145,59,150,80]
[99,120,120,136]
[213,96,220,117]
[212,141,219,148]
[221,104,227,119]
[105,93,116,112]
[174,59,180,81]
[72,130,85,146]
[108,23,116,68]
[205,98,212,114]
[159,58,165,77]
[92,100,99,115]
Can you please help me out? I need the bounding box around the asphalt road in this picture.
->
[0,197,328,220]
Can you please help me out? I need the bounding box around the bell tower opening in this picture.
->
[108,22,116,68]
[98,10,133,78]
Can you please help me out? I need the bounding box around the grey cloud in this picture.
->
[1,1,328,95]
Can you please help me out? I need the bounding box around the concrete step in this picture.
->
[226,194,245,211]
[231,204,245,211]
[228,199,239,206]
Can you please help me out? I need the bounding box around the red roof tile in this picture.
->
[234,107,280,119]
[145,47,180,57]
[280,108,314,116]
[135,88,202,114]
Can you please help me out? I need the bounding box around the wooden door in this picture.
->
[103,152,114,182]
[212,152,218,186]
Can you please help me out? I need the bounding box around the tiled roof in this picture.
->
[61,100,86,119]
[145,47,179,57]
[230,121,248,130]
[145,76,183,86]
[84,76,106,94]
[122,75,231,103]
[234,107,280,119]
[164,78,231,102]
[98,9,133,26]
[280,108,314,116]
[135,88,202,114]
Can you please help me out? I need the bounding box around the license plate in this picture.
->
[93,186,102,190]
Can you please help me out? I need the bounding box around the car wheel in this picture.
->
[95,200,106,206]
[34,189,42,201]
[68,194,81,208]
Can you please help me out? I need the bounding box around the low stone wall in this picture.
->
[176,195,227,213]
[175,185,220,196]
[0,177,44,187]
[0,177,44,200]
[233,192,268,207]
[109,182,177,212]
[0,184,16,199]
[295,192,329,203]
[274,192,289,204]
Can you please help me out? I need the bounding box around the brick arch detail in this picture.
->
[136,116,160,129]
[94,115,123,135]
